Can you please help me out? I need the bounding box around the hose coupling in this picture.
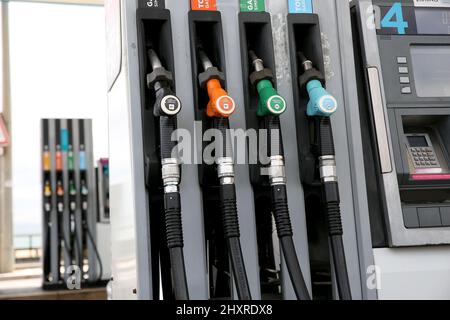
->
[217,157,235,185]
[269,155,287,186]
[162,158,181,193]
[319,155,338,183]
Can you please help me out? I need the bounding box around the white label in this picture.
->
[414,0,450,8]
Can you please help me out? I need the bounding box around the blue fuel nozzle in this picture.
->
[306,80,338,117]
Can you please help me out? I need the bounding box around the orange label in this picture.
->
[191,0,216,11]
[56,151,63,171]
[43,152,51,171]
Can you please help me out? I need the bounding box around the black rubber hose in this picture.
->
[84,221,104,283]
[43,210,51,278]
[219,183,252,300]
[272,184,311,300]
[159,114,189,300]
[319,118,352,300]
[266,118,311,300]
[317,117,335,156]
[160,116,178,160]
[330,235,352,300]
[213,117,252,300]
[164,192,189,300]
[169,248,189,300]
[212,117,233,158]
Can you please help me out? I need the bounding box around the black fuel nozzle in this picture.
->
[147,49,182,117]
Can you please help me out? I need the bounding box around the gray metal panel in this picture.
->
[268,1,312,300]
[165,0,209,300]
[333,0,377,300]
[108,0,153,300]
[218,0,262,300]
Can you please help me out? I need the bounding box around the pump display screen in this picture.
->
[416,9,450,35]
[408,136,428,148]
[411,45,450,97]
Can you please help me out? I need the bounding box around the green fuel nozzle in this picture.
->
[249,51,287,117]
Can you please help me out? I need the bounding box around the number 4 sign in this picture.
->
[0,114,10,147]
[381,2,409,34]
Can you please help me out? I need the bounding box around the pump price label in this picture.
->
[240,0,265,12]
[288,0,313,14]
[191,0,217,11]
[138,0,165,9]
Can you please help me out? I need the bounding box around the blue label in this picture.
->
[289,0,313,14]
[79,151,87,171]
[61,129,69,152]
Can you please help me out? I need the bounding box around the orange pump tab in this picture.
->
[206,79,236,118]
[43,149,51,171]
[191,0,217,11]
[56,150,63,171]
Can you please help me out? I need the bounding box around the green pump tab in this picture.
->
[240,0,265,12]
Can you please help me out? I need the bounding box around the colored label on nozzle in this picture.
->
[191,0,217,11]
[288,0,313,14]
[240,0,265,12]
[79,151,87,171]
[61,129,69,152]
[216,96,236,116]
[267,95,287,115]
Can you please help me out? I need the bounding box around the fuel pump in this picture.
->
[248,51,310,301]
[55,144,70,278]
[297,52,352,300]
[43,145,52,215]
[146,47,189,300]
[43,173,52,279]
[197,48,252,300]
[67,146,78,262]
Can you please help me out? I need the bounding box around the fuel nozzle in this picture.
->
[248,51,286,117]
[298,52,337,117]
[197,49,236,118]
[147,49,182,117]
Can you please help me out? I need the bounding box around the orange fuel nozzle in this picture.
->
[206,79,236,118]
[197,48,236,118]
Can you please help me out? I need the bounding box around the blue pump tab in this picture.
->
[306,80,338,117]
[60,129,69,152]
[288,0,313,14]
[79,151,87,171]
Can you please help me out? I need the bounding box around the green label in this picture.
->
[240,0,265,12]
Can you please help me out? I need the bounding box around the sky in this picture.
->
[8,2,109,237]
